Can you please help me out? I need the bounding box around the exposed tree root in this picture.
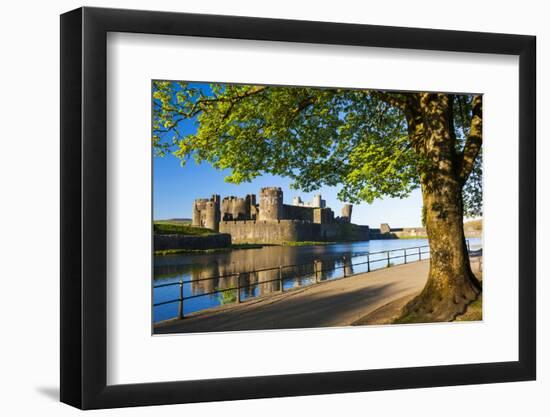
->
[394,273,481,324]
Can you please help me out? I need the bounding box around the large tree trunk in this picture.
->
[395,93,481,323]
[396,179,481,323]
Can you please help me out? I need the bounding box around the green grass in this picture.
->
[155,218,192,224]
[217,288,238,305]
[455,295,483,321]
[154,243,263,256]
[155,241,337,254]
[153,221,216,236]
[281,241,336,246]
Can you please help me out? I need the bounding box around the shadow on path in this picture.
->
[156,261,429,334]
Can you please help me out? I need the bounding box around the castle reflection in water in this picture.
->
[155,245,353,298]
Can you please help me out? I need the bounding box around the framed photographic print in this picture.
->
[60,6,536,409]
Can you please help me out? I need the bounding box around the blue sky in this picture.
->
[153,154,423,228]
[153,81,424,228]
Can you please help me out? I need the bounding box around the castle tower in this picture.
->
[203,194,220,231]
[259,187,283,221]
[192,198,209,227]
[213,194,221,224]
[248,194,258,220]
[244,194,253,219]
[248,194,256,207]
[203,202,216,231]
[192,201,201,226]
[341,204,353,223]
[312,194,322,208]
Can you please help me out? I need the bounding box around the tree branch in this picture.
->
[220,87,270,120]
[459,95,482,183]
[156,86,269,122]
[370,91,408,112]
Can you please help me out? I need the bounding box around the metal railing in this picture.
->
[153,243,443,320]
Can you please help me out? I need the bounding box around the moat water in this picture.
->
[153,238,482,323]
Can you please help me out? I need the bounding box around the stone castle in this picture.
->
[192,187,368,244]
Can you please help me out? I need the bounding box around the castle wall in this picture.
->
[221,196,250,220]
[319,223,369,241]
[369,226,426,239]
[313,208,334,224]
[282,205,334,224]
[283,204,314,222]
[219,220,369,244]
[393,227,426,238]
[370,224,481,239]
[220,220,317,244]
[250,204,259,220]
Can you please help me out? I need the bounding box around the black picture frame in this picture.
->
[60,6,536,410]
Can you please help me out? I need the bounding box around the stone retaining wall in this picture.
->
[154,233,231,251]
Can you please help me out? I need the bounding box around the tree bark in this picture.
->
[395,94,481,323]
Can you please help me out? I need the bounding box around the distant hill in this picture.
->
[155,218,192,224]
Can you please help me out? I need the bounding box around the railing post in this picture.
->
[387,251,390,267]
[418,246,422,261]
[342,256,346,277]
[178,280,184,320]
[404,248,407,264]
[279,266,283,292]
[367,253,370,272]
[314,261,319,283]
[236,273,241,303]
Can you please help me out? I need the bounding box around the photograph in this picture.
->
[0,0,543,413]
[152,81,484,334]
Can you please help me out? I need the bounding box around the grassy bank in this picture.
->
[154,240,339,255]
[153,221,217,236]
[154,243,263,256]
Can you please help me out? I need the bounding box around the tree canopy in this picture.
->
[153,81,482,217]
